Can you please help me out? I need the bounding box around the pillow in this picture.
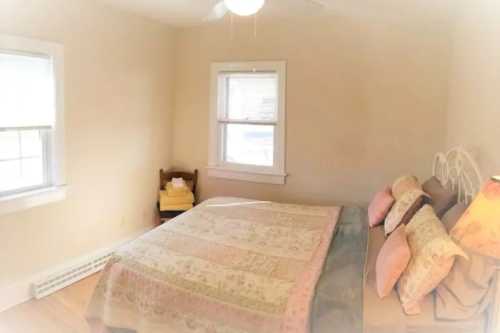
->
[436,246,497,320]
[423,176,458,218]
[397,205,467,315]
[368,186,395,228]
[376,225,411,298]
[384,189,429,236]
[392,176,422,200]
[442,202,467,232]
[451,179,500,258]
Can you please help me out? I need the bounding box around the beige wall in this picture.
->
[0,0,174,289]
[172,12,452,206]
[446,0,500,179]
[0,0,463,293]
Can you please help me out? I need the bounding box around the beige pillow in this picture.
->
[384,189,429,236]
[397,205,467,315]
[392,176,422,200]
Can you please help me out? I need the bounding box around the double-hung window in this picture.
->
[0,35,65,215]
[208,62,286,184]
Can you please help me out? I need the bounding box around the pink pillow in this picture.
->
[368,186,395,227]
[376,225,411,298]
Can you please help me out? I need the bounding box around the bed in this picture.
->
[87,148,499,333]
[87,197,346,333]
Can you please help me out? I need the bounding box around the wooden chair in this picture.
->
[157,169,198,220]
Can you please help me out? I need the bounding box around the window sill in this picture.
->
[207,166,287,185]
[0,186,67,217]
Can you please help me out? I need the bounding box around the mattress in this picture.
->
[363,226,487,333]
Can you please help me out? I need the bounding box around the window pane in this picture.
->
[224,124,274,167]
[0,131,20,160]
[20,157,45,188]
[0,160,22,192]
[0,158,44,193]
[0,52,55,128]
[225,73,277,121]
[0,129,46,194]
[20,130,43,157]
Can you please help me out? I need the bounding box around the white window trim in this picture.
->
[208,61,287,185]
[0,34,66,216]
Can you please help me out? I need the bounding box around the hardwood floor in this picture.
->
[0,273,101,333]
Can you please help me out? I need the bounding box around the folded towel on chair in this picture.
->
[159,191,194,211]
[160,203,193,212]
[166,182,190,197]
[171,177,186,188]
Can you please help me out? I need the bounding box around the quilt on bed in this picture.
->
[87,197,341,333]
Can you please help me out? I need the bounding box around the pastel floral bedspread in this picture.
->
[87,197,341,333]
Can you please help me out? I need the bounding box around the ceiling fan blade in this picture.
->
[204,1,229,21]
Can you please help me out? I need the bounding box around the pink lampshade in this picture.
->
[451,179,500,259]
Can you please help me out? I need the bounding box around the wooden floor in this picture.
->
[0,273,101,333]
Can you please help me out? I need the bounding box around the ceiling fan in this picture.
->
[205,0,327,21]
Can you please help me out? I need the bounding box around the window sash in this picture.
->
[0,125,52,131]
[0,50,56,128]
[216,118,278,126]
[0,127,52,197]
[216,71,280,169]
[217,72,279,123]
[218,122,277,169]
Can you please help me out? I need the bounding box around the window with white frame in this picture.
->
[208,62,286,184]
[0,35,65,214]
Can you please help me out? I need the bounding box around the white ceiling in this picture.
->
[99,0,456,27]
[99,0,334,26]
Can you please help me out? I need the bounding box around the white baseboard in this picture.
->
[0,226,153,313]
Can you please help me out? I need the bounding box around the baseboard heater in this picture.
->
[32,249,114,299]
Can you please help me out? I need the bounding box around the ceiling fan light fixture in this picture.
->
[223,0,265,16]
